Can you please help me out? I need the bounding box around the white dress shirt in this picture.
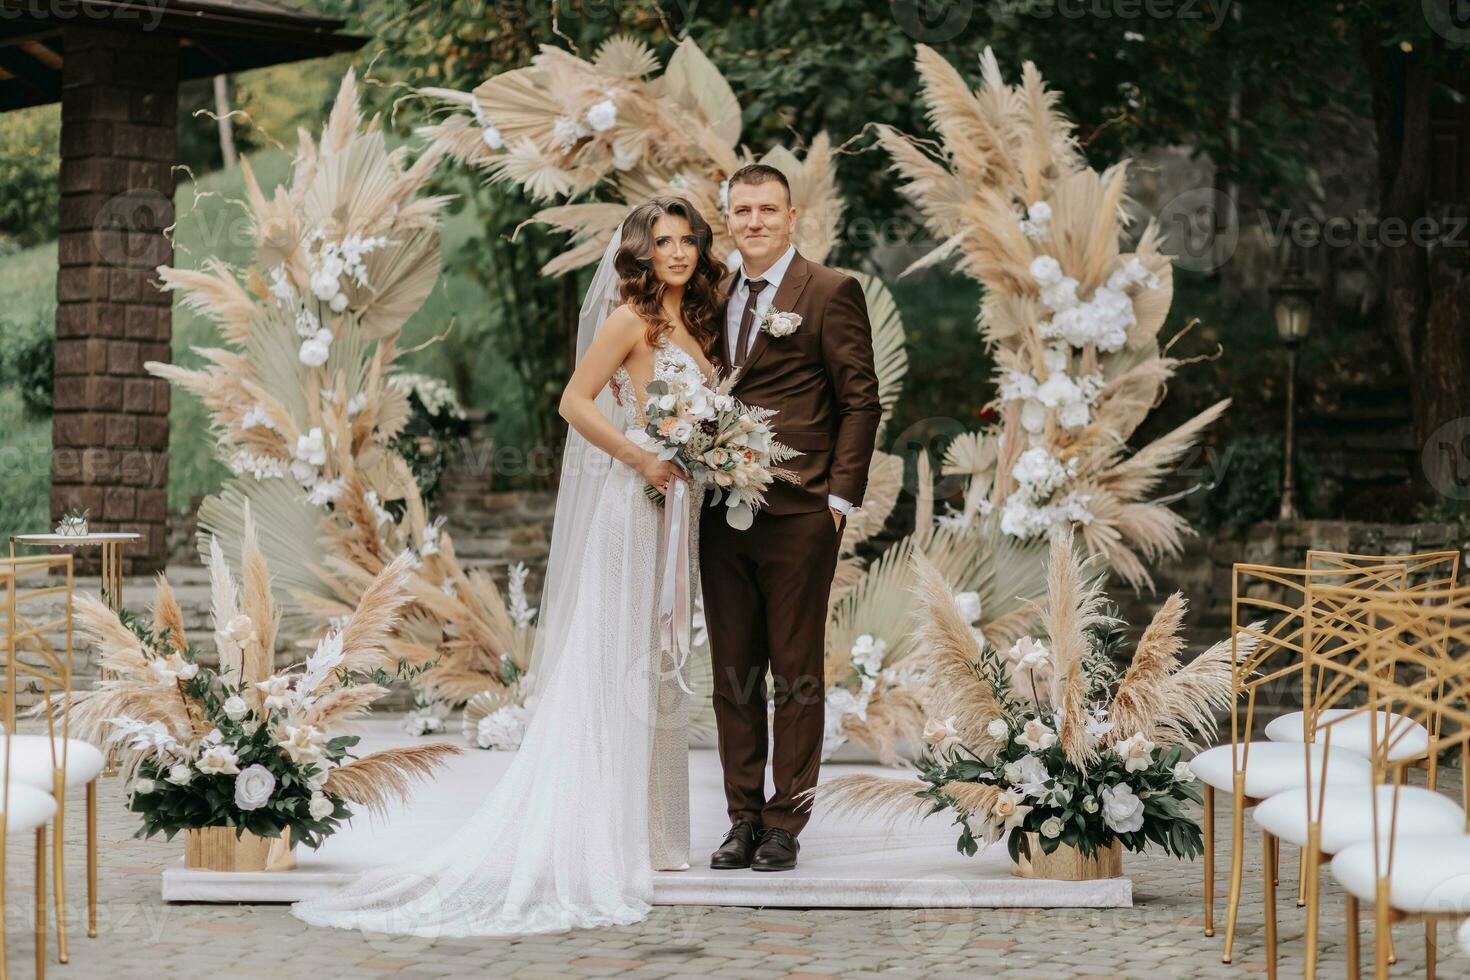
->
[727,244,851,517]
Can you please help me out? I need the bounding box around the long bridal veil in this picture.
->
[290,221,677,938]
[525,223,626,704]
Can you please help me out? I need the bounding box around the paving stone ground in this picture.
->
[6,764,1462,979]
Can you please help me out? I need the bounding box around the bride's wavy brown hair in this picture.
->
[614,196,726,361]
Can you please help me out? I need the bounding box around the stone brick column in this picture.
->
[51,26,178,574]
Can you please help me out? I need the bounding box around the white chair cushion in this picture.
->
[1189,742,1373,798]
[1264,709,1430,763]
[3,736,105,790]
[1332,835,1470,912]
[1254,784,1465,852]
[0,784,58,835]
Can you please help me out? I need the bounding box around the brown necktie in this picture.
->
[732,278,768,368]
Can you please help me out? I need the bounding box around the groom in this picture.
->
[700,164,881,872]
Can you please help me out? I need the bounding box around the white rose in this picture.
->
[1010,636,1051,671]
[308,792,334,821]
[222,696,249,721]
[1101,783,1145,834]
[306,766,330,792]
[953,591,983,625]
[766,312,798,337]
[1003,761,1023,784]
[1016,716,1058,752]
[585,98,618,132]
[1082,795,1100,814]
[1112,732,1156,774]
[166,763,193,785]
[1039,816,1063,839]
[196,744,240,776]
[233,764,275,811]
[1173,761,1195,783]
[278,724,327,766]
[986,718,1009,741]
[133,778,157,794]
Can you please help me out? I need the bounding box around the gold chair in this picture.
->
[1,553,104,964]
[1253,561,1463,978]
[1322,582,1470,979]
[1,556,69,979]
[1189,561,1410,964]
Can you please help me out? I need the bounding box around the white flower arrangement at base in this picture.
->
[57,509,460,851]
[812,529,1262,868]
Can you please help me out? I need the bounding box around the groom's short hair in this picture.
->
[726,164,791,208]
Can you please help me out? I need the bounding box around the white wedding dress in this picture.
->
[290,338,706,938]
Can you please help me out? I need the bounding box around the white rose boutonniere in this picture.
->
[759,308,802,338]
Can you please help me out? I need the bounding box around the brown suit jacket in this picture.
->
[711,251,881,515]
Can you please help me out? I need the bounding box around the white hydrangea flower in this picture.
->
[585,97,618,132]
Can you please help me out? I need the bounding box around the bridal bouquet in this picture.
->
[816,529,1258,865]
[56,510,459,850]
[637,363,801,530]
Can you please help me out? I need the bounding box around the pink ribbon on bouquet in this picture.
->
[657,474,694,695]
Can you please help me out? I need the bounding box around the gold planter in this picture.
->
[1010,835,1122,881]
[184,827,296,872]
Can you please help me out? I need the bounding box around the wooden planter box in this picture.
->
[184,827,296,872]
[1010,835,1123,881]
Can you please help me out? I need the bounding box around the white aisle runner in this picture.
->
[161,720,1132,908]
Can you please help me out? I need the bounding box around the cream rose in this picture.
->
[196,744,240,776]
[279,724,327,766]
[990,788,1032,832]
[1016,716,1057,752]
[1039,816,1063,839]
[1112,732,1155,774]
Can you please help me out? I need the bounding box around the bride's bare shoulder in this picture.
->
[601,304,647,344]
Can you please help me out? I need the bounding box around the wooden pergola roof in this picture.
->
[0,0,366,112]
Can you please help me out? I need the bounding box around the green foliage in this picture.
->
[1197,433,1324,532]
[0,105,60,249]
[0,302,54,418]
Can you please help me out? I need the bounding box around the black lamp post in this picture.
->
[1269,249,1317,521]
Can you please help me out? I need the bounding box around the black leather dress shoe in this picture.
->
[710,819,760,869]
[750,827,799,871]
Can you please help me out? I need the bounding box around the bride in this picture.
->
[291,195,725,937]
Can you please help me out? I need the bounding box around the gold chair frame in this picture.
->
[1,554,73,979]
[1212,560,1413,965]
[1320,583,1470,980]
[1,551,97,965]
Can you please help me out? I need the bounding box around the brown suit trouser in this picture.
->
[698,504,844,836]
